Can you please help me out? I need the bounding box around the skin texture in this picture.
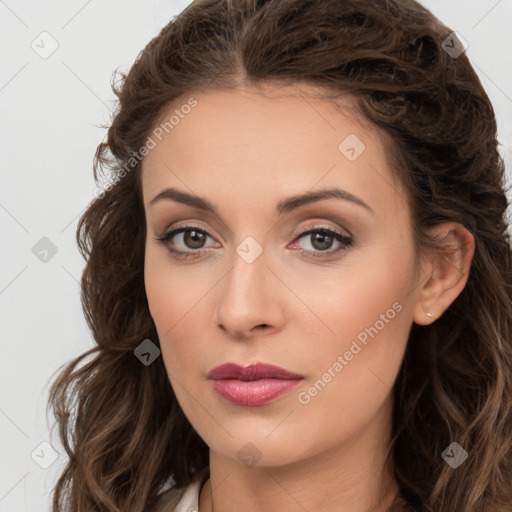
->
[142,84,474,512]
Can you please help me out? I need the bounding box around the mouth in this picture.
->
[207,362,304,406]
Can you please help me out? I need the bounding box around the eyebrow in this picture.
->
[149,186,374,216]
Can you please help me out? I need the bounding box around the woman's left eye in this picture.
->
[156,225,354,260]
[291,227,354,257]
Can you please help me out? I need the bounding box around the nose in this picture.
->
[213,247,285,340]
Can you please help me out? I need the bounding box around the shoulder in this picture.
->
[153,486,188,512]
[153,478,203,512]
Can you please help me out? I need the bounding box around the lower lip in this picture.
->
[210,378,303,406]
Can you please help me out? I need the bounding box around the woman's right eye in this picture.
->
[156,226,217,260]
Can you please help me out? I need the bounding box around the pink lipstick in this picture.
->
[207,362,304,406]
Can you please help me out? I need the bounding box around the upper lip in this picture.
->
[207,362,304,381]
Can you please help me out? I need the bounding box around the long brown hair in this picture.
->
[48,0,512,510]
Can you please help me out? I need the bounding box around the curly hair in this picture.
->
[48,0,512,511]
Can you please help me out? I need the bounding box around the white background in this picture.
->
[1,1,511,510]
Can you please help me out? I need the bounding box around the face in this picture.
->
[142,84,420,468]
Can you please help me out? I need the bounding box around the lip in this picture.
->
[208,363,304,406]
[207,362,304,381]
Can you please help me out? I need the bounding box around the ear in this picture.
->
[413,222,475,325]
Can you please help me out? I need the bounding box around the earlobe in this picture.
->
[412,222,475,325]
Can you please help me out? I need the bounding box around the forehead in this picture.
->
[141,84,403,215]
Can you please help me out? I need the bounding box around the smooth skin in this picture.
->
[142,83,474,512]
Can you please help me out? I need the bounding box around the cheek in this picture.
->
[294,299,410,446]
[144,244,201,331]
[292,250,413,352]
[144,245,211,379]
[295,245,414,409]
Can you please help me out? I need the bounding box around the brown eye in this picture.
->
[156,226,219,260]
[309,231,335,251]
[291,226,354,259]
[182,229,207,249]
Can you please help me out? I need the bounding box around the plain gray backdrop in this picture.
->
[1,0,511,510]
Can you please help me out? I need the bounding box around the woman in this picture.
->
[49,0,512,511]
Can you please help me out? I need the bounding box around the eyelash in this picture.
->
[155,223,354,261]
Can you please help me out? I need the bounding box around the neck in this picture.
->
[198,397,401,512]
